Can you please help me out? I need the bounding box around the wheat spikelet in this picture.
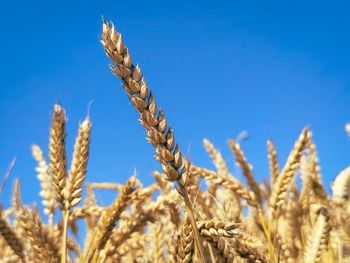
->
[49,104,67,209]
[65,115,92,210]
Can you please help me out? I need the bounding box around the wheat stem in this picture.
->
[61,210,69,263]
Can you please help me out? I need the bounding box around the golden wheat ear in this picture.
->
[17,206,58,262]
[100,19,208,262]
[32,144,58,226]
[229,139,262,206]
[0,208,25,262]
[101,21,183,185]
[267,139,280,187]
[270,127,308,213]
[66,115,92,210]
[177,215,194,263]
[83,176,137,262]
[303,207,330,263]
[49,104,68,210]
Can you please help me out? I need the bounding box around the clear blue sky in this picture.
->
[1,0,350,209]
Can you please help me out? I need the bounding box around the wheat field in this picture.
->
[0,19,350,263]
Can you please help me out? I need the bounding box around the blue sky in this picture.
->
[0,0,350,209]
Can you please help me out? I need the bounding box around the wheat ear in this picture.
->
[0,209,24,262]
[203,139,230,180]
[177,215,194,263]
[267,139,279,187]
[229,139,262,206]
[103,209,155,259]
[304,131,327,201]
[189,165,256,206]
[17,206,58,262]
[101,21,183,185]
[11,179,22,212]
[100,19,207,262]
[304,207,330,263]
[331,166,350,206]
[84,176,136,262]
[49,104,68,263]
[49,104,67,209]
[270,127,308,212]
[32,144,58,226]
[150,224,165,263]
[65,115,92,210]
